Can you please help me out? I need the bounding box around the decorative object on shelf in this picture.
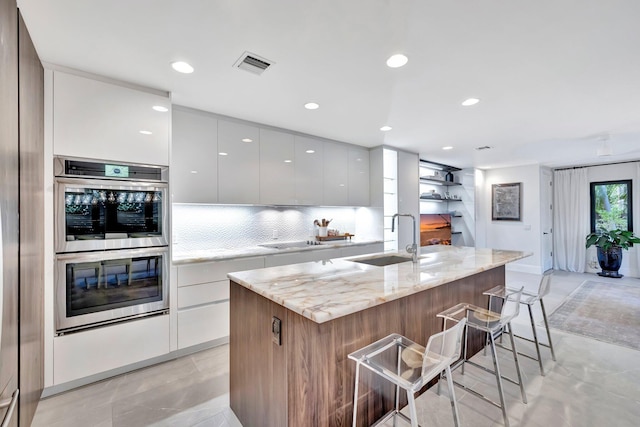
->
[492,182,522,221]
[585,228,640,278]
[445,171,454,182]
[316,233,354,242]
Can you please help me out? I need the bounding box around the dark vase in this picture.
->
[596,246,624,278]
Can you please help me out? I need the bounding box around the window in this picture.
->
[590,180,632,232]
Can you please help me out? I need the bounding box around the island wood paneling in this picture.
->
[230,265,505,427]
[18,10,45,426]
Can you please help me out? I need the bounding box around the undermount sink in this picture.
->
[350,255,413,267]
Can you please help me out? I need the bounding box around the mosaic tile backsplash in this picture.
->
[172,204,382,253]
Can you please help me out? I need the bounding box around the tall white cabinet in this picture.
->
[294,136,324,205]
[171,107,218,203]
[217,120,260,203]
[52,69,170,166]
[259,129,295,205]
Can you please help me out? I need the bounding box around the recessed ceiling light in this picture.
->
[152,105,168,112]
[386,54,408,68]
[171,61,194,74]
[284,160,292,163]
[241,138,253,143]
[305,149,315,154]
[139,130,152,135]
[219,152,228,156]
[380,125,393,132]
[461,98,480,106]
[190,170,198,174]
[442,146,453,150]
[304,102,319,110]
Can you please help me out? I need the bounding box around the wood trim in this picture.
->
[230,266,505,426]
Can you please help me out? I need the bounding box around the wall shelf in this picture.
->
[419,177,462,186]
[419,159,461,172]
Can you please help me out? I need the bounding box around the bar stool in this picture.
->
[437,287,526,427]
[349,318,467,427]
[484,273,556,376]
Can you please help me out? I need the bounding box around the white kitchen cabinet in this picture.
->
[294,135,324,205]
[171,108,218,203]
[53,314,170,385]
[348,146,370,206]
[217,119,260,203]
[52,70,170,166]
[260,129,295,205]
[323,142,349,206]
[264,248,342,267]
[176,256,264,349]
[177,301,230,349]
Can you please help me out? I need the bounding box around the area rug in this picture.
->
[547,280,640,351]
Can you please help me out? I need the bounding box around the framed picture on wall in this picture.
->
[492,182,522,221]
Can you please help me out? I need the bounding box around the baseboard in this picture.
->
[40,336,229,398]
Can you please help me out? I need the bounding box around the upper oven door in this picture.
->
[55,177,168,253]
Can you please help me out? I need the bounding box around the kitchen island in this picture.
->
[228,246,530,427]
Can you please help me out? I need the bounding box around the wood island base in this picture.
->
[230,265,505,427]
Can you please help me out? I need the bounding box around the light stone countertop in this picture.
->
[228,245,531,324]
[172,239,383,264]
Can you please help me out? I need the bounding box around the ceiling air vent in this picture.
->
[475,145,493,151]
[233,51,274,75]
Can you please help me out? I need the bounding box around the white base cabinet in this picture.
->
[53,314,170,385]
[176,256,264,350]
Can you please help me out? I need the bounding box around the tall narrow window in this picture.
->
[590,180,632,232]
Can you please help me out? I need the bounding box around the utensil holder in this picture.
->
[318,226,328,237]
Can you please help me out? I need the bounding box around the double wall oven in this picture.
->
[54,157,169,334]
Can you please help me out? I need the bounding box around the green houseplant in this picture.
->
[585,229,640,278]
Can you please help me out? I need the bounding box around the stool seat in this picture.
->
[349,319,467,427]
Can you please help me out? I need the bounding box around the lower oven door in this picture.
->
[55,247,169,333]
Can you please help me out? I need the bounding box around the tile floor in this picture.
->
[32,270,640,426]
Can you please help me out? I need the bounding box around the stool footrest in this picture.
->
[371,409,416,427]
[464,360,522,387]
[452,379,502,409]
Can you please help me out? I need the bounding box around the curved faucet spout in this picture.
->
[391,213,418,263]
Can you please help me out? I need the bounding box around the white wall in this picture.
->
[583,162,639,277]
[477,164,542,274]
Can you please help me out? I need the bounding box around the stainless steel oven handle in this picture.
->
[0,389,19,427]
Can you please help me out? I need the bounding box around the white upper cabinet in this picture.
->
[348,146,370,206]
[171,108,218,203]
[323,142,349,206]
[294,136,324,205]
[259,129,295,205]
[217,119,260,203]
[52,70,170,165]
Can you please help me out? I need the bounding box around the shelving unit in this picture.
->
[419,159,465,244]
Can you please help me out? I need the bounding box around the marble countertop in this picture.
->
[228,245,531,324]
[172,239,383,264]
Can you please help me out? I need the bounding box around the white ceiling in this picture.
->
[17,0,640,169]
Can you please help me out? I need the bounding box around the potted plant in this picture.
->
[585,229,640,278]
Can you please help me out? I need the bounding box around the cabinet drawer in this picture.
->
[177,301,230,349]
[177,256,264,286]
[178,280,229,309]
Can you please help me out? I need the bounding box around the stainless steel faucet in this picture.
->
[391,213,418,263]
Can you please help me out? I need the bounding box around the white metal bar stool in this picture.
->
[484,273,556,375]
[437,287,526,427]
[349,318,467,427]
